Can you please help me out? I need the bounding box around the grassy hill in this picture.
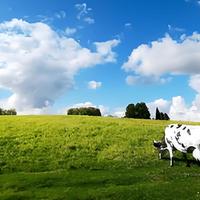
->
[0,115,200,199]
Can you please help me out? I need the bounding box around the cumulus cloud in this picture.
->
[168,96,200,122]
[0,18,119,114]
[146,95,200,122]
[122,32,200,121]
[147,98,171,119]
[122,33,200,84]
[112,107,125,118]
[88,81,102,90]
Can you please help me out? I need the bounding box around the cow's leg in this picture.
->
[165,137,174,166]
[168,147,173,167]
[159,147,168,159]
[158,151,162,159]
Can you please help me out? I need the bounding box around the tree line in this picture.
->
[67,102,170,120]
[0,108,17,115]
[125,103,169,120]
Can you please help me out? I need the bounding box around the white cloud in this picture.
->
[147,95,200,122]
[94,39,120,62]
[36,15,53,23]
[0,18,119,114]
[125,23,132,28]
[168,96,200,122]
[112,107,125,118]
[122,32,200,122]
[55,11,66,19]
[65,27,77,36]
[75,3,95,24]
[122,33,200,84]
[88,81,102,90]
[168,24,185,33]
[147,98,171,119]
[75,3,89,19]
[83,17,95,24]
[189,74,200,93]
[126,75,171,85]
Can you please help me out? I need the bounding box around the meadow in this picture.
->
[0,115,200,199]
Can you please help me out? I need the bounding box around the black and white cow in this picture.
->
[153,124,200,166]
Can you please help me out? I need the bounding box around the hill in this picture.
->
[0,115,200,199]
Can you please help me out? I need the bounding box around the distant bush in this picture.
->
[0,108,17,115]
[67,107,101,116]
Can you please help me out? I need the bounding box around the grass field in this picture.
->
[0,115,200,199]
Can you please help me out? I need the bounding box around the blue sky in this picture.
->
[1,0,200,120]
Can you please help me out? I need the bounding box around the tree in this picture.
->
[155,107,170,120]
[135,102,150,119]
[156,107,161,120]
[125,104,135,118]
[0,108,17,115]
[164,113,170,120]
[160,112,165,120]
[125,102,150,119]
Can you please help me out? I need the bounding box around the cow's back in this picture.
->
[165,124,200,152]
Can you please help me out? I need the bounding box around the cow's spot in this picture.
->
[170,125,174,128]
[177,124,182,128]
[166,138,174,148]
[182,143,186,148]
[177,131,181,137]
[187,129,191,135]
[183,126,186,130]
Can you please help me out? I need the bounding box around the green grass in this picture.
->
[0,115,200,199]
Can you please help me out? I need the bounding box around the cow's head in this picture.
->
[153,140,162,149]
[153,140,166,150]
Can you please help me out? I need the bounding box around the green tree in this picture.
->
[155,107,161,120]
[160,112,164,120]
[125,104,135,118]
[164,113,170,120]
[155,107,170,120]
[135,102,150,119]
[125,102,150,119]
[0,108,17,115]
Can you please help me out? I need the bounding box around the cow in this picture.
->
[153,124,200,166]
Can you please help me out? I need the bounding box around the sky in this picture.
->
[1,0,200,121]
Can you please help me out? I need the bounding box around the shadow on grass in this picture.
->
[161,156,200,167]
